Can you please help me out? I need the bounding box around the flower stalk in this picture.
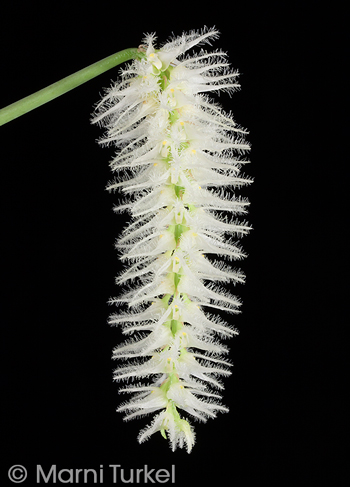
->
[93,27,252,453]
[0,48,142,126]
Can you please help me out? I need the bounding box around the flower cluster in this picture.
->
[92,27,251,453]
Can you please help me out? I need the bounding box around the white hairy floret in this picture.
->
[92,27,251,453]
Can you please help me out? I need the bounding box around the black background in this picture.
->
[1,2,347,485]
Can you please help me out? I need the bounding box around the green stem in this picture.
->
[0,47,142,126]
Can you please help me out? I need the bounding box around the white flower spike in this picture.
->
[92,27,252,453]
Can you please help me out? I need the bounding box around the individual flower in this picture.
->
[92,27,251,453]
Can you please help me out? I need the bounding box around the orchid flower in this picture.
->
[92,27,252,453]
[0,26,251,454]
